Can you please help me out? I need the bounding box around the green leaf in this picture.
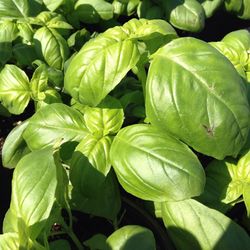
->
[161,199,250,250]
[67,28,90,50]
[0,233,20,249]
[74,0,114,23]
[110,124,205,202]
[243,183,250,217]
[84,96,124,136]
[0,0,29,18]
[23,103,89,150]
[2,120,30,169]
[10,147,58,240]
[65,25,140,106]
[30,64,49,101]
[49,239,71,250]
[3,209,18,233]
[197,0,223,18]
[210,41,247,79]
[35,11,73,30]
[0,20,18,65]
[16,22,34,43]
[146,37,250,159]
[84,234,108,250]
[13,43,37,67]
[163,0,205,32]
[70,154,121,220]
[106,225,156,250]
[35,89,62,110]
[43,0,64,11]
[34,26,70,70]
[0,64,30,114]
[75,134,113,176]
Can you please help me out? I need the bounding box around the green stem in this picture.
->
[62,221,85,250]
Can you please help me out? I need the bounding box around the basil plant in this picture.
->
[1,1,250,249]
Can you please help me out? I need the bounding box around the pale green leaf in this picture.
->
[23,103,89,150]
[10,147,58,240]
[0,0,29,18]
[64,25,140,106]
[110,124,205,202]
[75,134,113,176]
[0,64,30,114]
[161,199,250,250]
[34,26,70,70]
[84,96,124,136]
[146,37,250,159]
[2,120,30,169]
[106,225,156,250]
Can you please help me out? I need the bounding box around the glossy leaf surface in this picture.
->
[163,0,205,32]
[34,26,69,70]
[83,96,124,136]
[23,103,88,150]
[64,25,140,106]
[146,37,250,159]
[106,225,156,250]
[161,199,250,250]
[2,120,30,169]
[110,124,205,202]
[10,147,58,240]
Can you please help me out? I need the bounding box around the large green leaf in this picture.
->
[83,96,124,136]
[161,199,250,250]
[64,25,140,106]
[34,26,69,70]
[70,154,121,220]
[0,0,29,18]
[64,18,177,106]
[106,225,156,250]
[163,0,205,32]
[23,103,89,150]
[10,147,58,240]
[146,37,250,159]
[2,120,30,169]
[0,64,31,114]
[74,0,114,23]
[110,124,205,202]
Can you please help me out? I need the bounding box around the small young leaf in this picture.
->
[0,64,31,114]
[75,134,113,176]
[23,103,89,150]
[84,96,124,136]
[106,225,156,250]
